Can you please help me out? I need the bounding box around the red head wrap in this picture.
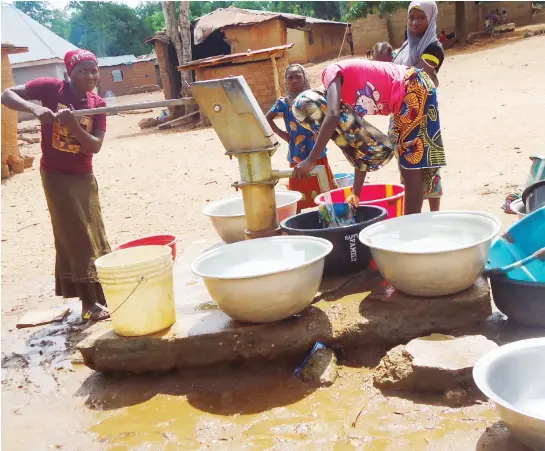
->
[64,49,98,76]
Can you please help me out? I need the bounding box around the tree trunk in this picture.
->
[179,1,192,97]
[455,2,468,43]
[161,1,184,79]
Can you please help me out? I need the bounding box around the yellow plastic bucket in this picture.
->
[95,245,176,336]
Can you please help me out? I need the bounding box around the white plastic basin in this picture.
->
[358,211,502,297]
[191,236,332,323]
[203,191,303,243]
[473,338,545,451]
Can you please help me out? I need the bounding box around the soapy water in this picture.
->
[369,229,486,253]
[221,260,297,277]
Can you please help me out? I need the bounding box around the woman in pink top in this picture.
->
[292,58,446,215]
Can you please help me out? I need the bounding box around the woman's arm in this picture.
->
[293,74,342,179]
[57,107,105,154]
[415,59,439,87]
[265,110,290,143]
[1,85,56,124]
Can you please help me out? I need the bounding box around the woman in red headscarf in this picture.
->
[1,49,111,321]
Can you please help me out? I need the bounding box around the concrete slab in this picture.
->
[78,241,493,374]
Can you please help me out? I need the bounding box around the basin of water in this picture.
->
[359,211,501,297]
[203,191,302,243]
[474,338,545,451]
[281,205,387,276]
[191,236,332,323]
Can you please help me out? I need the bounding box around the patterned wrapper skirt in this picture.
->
[292,68,446,194]
[41,169,111,305]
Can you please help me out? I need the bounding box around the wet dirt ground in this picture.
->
[2,34,545,450]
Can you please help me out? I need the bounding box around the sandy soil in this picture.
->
[2,34,545,450]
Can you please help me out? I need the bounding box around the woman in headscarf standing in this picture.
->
[1,49,111,321]
[266,64,337,211]
[392,0,445,211]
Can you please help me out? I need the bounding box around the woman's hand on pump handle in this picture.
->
[293,157,316,180]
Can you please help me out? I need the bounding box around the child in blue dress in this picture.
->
[266,64,336,211]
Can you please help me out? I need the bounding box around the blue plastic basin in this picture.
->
[486,207,545,282]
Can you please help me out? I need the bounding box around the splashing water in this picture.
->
[318,192,356,228]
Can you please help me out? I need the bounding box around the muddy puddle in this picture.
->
[1,241,536,450]
[86,361,509,451]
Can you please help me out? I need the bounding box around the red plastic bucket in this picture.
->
[314,184,405,219]
[114,235,177,260]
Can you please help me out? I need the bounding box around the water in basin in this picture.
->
[362,212,499,253]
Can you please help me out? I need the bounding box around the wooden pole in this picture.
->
[271,56,282,99]
[338,24,349,59]
[71,98,195,117]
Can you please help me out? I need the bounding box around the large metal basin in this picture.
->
[358,211,501,297]
[190,236,332,323]
[473,338,545,451]
[202,191,302,243]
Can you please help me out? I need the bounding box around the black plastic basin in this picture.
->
[522,180,545,214]
[489,273,545,327]
[280,205,387,277]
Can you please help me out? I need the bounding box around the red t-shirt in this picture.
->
[322,59,407,118]
[25,78,107,174]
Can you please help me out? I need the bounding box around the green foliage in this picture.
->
[344,1,410,20]
[68,2,154,57]
[13,0,410,58]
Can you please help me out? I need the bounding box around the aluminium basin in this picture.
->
[358,211,501,297]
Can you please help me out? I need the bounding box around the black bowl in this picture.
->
[522,180,545,214]
[489,273,545,327]
[280,205,387,277]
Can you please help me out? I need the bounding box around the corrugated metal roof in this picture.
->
[177,43,293,71]
[97,55,137,67]
[193,7,348,45]
[1,4,78,65]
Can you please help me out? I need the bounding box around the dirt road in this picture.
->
[2,35,544,450]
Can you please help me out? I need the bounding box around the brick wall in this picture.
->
[195,56,289,113]
[306,24,350,62]
[351,14,390,54]
[224,19,286,53]
[98,60,158,97]
[349,1,534,52]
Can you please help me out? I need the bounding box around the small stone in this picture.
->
[373,334,498,394]
[524,32,533,38]
[443,387,471,406]
[301,348,338,387]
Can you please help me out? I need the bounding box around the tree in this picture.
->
[179,1,192,97]
[69,2,153,56]
[455,2,468,43]
[14,1,71,39]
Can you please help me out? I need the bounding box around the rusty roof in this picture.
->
[144,29,169,45]
[193,7,347,45]
[177,43,293,71]
[1,41,29,54]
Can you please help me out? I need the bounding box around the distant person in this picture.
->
[290,58,446,215]
[502,10,508,25]
[371,42,393,62]
[439,30,447,43]
[1,49,111,322]
[392,0,445,212]
[266,64,336,211]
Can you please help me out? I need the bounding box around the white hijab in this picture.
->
[393,0,439,67]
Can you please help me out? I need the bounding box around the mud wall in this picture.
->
[195,56,289,112]
[98,60,158,97]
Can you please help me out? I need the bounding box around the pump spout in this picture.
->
[271,165,331,193]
